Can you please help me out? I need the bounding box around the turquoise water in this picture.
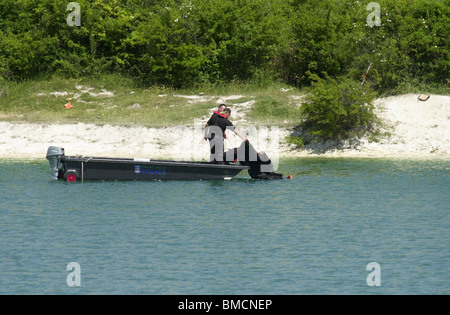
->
[0,158,448,295]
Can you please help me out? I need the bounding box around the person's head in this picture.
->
[218,104,227,112]
[223,108,231,117]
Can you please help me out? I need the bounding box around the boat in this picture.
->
[46,146,250,182]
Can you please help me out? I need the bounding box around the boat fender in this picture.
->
[64,170,78,182]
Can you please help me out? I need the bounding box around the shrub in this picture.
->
[301,73,377,140]
[285,135,305,148]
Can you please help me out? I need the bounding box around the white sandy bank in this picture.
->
[0,94,449,160]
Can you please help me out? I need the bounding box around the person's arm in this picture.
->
[204,115,214,140]
[234,128,248,142]
[204,126,209,140]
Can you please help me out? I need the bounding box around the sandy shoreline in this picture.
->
[0,94,449,160]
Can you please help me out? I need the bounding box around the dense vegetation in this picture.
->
[0,0,448,138]
[1,0,448,90]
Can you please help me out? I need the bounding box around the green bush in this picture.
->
[0,0,448,92]
[285,135,305,148]
[301,73,377,140]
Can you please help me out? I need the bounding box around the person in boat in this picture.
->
[204,104,227,140]
[206,107,247,164]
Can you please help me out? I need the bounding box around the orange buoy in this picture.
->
[287,175,293,180]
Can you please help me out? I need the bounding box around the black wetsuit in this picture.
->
[225,140,284,180]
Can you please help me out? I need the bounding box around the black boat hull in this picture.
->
[46,147,249,181]
[61,157,248,181]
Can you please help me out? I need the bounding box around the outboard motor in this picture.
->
[46,146,65,180]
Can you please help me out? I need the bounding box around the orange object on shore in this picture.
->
[64,102,73,109]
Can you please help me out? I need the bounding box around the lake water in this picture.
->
[0,158,448,295]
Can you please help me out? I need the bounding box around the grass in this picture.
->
[3,73,446,130]
[0,74,305,127]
